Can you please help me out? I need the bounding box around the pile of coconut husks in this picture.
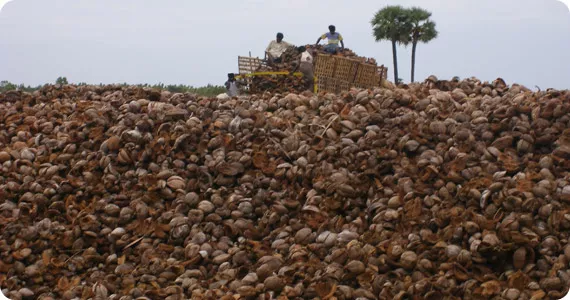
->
[1,77,570,300]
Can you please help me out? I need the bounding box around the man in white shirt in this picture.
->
[265,32,293,65]
[292,46,315,92]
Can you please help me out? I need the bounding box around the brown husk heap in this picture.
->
[1,77,570,299]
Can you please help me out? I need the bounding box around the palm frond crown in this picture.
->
[371,5,412,46]
[408,7,439,44]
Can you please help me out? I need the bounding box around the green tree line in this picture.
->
[0,77,226,97]
[371,5,438,84]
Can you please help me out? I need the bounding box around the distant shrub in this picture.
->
[0,80,225,97]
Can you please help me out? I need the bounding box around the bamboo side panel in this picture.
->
[316,77,352,94]
[354,64,379,87]
[316,76,334,93]
[353,83,372,90]
[378,65,388,80]
[298,53,388,93]
[334,58,360,83]
[334,79,351,94]
[314,55,336,78]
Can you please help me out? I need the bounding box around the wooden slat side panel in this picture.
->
[238,56,268,74]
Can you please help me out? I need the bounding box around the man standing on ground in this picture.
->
[265,32,293,65]
[225,73,246,97]
[316,25,344,54]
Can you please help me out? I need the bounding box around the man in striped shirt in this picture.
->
[316,25,345,54]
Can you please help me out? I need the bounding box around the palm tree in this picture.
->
[371,5,412,84]
[408,7,438,83]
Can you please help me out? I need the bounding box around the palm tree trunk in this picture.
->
[391,40,398,84]
[411,40,417,83]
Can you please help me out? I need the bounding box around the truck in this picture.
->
[236,52,388,94]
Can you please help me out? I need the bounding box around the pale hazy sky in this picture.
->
[1,0,569,89]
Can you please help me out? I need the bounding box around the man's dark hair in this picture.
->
[329,25,335,32]
[297,46,306,52]
[276,32,284,39]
